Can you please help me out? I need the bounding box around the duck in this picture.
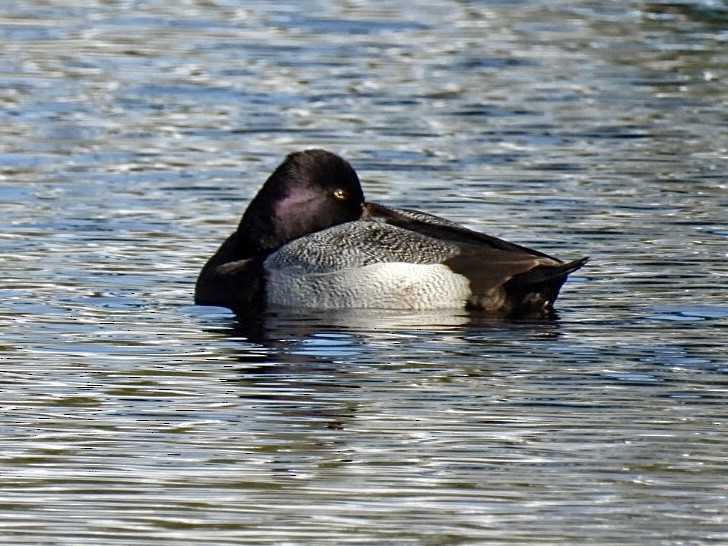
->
[194,149,587,317]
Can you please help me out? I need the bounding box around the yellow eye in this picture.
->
[332,188,347,201]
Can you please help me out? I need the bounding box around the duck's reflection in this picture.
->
[203,305,564,375]
[198,307,564,479]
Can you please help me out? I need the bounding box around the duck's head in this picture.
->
[236,149,365,255]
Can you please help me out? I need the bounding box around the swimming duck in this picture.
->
[195,149,587,317]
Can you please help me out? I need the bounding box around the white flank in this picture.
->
[265,262,471,310]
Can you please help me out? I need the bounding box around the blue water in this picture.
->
[1,1,727,544]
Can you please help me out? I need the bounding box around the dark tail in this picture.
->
[519,257,589,288]
[505,257,588,317]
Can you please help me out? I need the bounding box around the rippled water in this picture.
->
[2,0,727,544]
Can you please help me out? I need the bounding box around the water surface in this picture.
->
[1,1,727,544]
